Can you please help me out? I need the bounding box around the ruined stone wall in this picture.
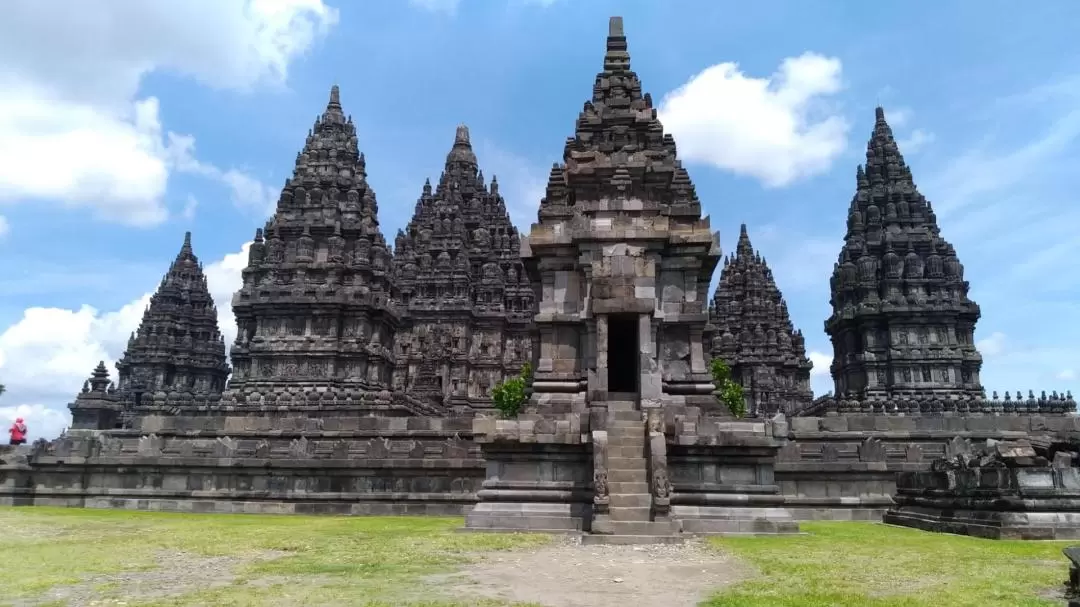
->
[776,414,1080,520]
[0,417,483,515]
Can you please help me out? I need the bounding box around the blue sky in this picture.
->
[1,0,1078,438]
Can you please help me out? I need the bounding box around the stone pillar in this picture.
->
[640,314,662,409]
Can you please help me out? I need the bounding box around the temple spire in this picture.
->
[603,16,630,72]
[736,224,753,258]
[445,123,478,168]
[711,223,813,416]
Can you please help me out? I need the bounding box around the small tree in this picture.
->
[492,362,533,418]
[709,358,746,418]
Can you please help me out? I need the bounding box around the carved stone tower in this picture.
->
[825,107,984,401]
[710,224,813,416]
[115,232,230,403]
[392,125,533,413]
[521,16,722,413]
[227,86,405,413]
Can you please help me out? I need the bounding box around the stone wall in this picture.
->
[0,416,484,515]
[776,414,1080,520]
[3,412,1078,522]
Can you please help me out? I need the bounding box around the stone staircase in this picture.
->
[586,405,681,545]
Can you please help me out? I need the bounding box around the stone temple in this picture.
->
[5,16,1077,543]
[709,225,814,417]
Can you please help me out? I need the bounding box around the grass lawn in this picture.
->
[708,522,1070,607]
[0,507,1069,607]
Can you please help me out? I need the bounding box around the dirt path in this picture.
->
[436,537,751,607]
[14,550,287,607]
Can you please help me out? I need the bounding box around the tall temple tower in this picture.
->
[227,86,407,413]
[825,107,984,401]
[522,16,721,413]
[70,232,229,429]
[710,224,813,416]
[115,232,230,400]
[391,125,533,412]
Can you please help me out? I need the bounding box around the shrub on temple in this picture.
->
[709,358,746,418]
[492,363,533,418]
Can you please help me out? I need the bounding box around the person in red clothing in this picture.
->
[9,418,27,445]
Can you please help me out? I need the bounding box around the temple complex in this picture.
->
[824,108,984,402]
[709,225,813,416]
[391,126,533,413]
[22,15,1077,542]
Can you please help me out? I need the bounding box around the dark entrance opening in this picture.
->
[607,314,639,394]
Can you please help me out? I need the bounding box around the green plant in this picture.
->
[491,362,532,418]
[709,358,746,418]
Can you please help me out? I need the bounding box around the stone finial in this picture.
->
[454,124,470,146]
[603,16,630,72]
[328,84,341,109]
[875,106,886,122]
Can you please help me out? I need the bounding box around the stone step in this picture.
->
[608,420,644,428]
[608,520,677,535]
[604,400,638,412]
[609,445,647,458]
[582,534,684,546]
[607,455,646,466]
[607,434,645,446]
[608,410,643,422]
[607,481,650,494]
[608,469,647,483]
[609,493,653,509]
[609,506,652,521]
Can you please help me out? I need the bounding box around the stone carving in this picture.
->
[592,430,609,511]
[824,108,983,402]
[288,437,312,459]
[904,443,924,463]
[254,440,271,458]
[390,124,533,412]
[709,225,813,416]
[858,437,887,462]
[138,434,164,457]
[216,436,239,457]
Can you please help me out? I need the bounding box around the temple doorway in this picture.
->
[607,314,639,394]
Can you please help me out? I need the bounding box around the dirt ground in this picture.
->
[13,550,288,607]
[435,536,752,607]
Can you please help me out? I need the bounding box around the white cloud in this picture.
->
[1059,369,1077,381]
[977,331,1007,357]
[408,0,462,14]
[0,0,336,224]
[474,139,546,230]
[0,243,250,439]
[898,128,936,154]
[658,52,848,188]
[167,133,279,216]
[181,196,199,221]
[808,351,832,377]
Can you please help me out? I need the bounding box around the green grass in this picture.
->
[706,522,1070,607]
[0,507,548,606]
[0,508,1069,606]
